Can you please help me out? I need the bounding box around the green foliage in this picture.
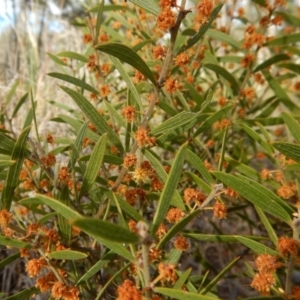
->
[1,0,300,299]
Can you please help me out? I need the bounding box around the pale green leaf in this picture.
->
[48,72,99,94]
[152,143,187,234]
[80,134,107,198]
[48,250,87,260]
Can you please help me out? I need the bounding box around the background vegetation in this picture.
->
[1,0,300,299]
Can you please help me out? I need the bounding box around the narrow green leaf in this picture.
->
[279,63,300,75]
[240,123,273,155]
[77,251,115,284]
[110,56,143,110]
[251,0,267,6]
[201,89,213,111]
[72,218,139,244]
[105,100,127,128]
[152,143,187,234]
[0,159,16,167]
[174,269,192,290]
[144,150,185,210]
[47,52,68,66]
[5,287,40,300]
[200,257,240,294]
[80,134,107,198]
[48,72,99,94]
[204,64,239,95]
[154,288,217,300]
[95,43,156,85]
[11,92,28,119]
[273,142,300,165]
[1,126,31,209]
[132,39,152,52]
[194,105,232,136]
[282,112,300,144]
[87,4,129,13]
[213,172,292,225]
[262,70,297,110]
[20,194,82,220]
[234,236,278,255]
[107,191,144,221]
[0,252,20,269]
[255,206,278,246]
[151,111,201,136]
[95,0,104,43]
[56,51,88,63]
[253,53,290,73]
[185,172,211,194]
[275,11,300,27]
[58,186,72,244]
[60,86,123,153]
[0,236,29,248]
[158,209,201,249]
[265,33,300,47]
[184,233,268,242]
[48,250,87,260]
[128,0,160,16]
[177,4,223,54]
[185,149,214,184]
[5,80,19,105]
[207,29,242,49]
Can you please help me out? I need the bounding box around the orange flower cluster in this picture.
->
[278,236,300,257]
[276,185,294,199]
[58,167,71,183]
[121,106,136,123]
[98,33,109,43]
[99,84,111,97]
[165,77,180,93]
[135,127,156,148]
[51,281,80,300]
[184,188,206,205]
[251,254,281,295]
[213,201,227,219]
[241,53,255,68]
[156,223,168,239]
[194,0,213,27]
[213,118,232,130]
[242,26,265,49]
[158,263,177,284]
[157,7,176,33]
[0,209,13,229]
[174,53,189,67]
[41,153,56,168]
[134,71,146,84]
[260,169,272,180]
[125,188,146,205]
[240,87,255,101]
[166,208,185,223]
[83,33,92,44]
[117,279,142,300]
[26,258,48,278]
[123,153,137,168]
[174,235,189,251]
[153,45,167,60]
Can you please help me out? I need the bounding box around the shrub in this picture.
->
[1,0,300,299]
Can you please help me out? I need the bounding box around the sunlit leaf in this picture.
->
[152,143,187,234]
[48,250,87,260]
